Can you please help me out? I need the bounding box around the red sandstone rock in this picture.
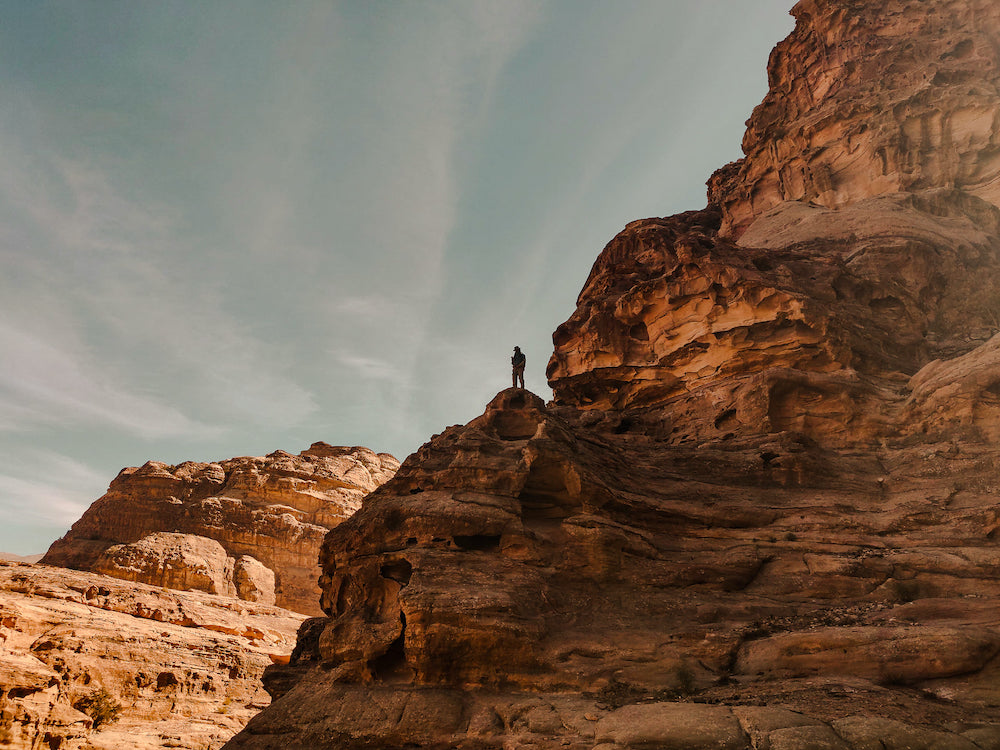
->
[547,190,1000,447]
[93,532,239,597]
[42,444,398,615]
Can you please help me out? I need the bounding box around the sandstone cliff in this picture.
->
[226,0,1000,748]
[42,443,399,615]
[0,562,305,750]
[708,0,1000,237]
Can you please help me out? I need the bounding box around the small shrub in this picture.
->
[674,660,695,696]
[74,688,122,730]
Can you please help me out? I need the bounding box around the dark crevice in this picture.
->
[614,417,634,434]
[368,611,409,682]
[520,455,576,523]
[333,578,350,617]
[453,534,501,552]
[714,409,737,429]
[629,323,649,341]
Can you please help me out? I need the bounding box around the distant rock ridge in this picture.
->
[213,0,1000,747]
[42,443,399,615]
[0,553,43,564]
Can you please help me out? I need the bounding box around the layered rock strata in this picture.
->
[226,0,1000,748]
[93,532,278,605]
[708,0,1000,237]
[0,562,305,750]
[43,444,399,615]
[546,190,1000,444]
[226,389,1000,749]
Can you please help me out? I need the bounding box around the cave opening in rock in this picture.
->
[714,408,737,430]
[629,322,650,341]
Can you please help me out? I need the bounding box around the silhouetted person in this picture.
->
[511,346,525,389]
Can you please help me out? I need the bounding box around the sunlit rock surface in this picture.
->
[0,562,305,750]
[42,444,398,615]
[547,190,1000,446]
[709,0,1000,237]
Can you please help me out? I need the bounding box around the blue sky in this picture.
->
[0,1,795,553]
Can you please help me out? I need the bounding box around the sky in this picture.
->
[0,1,796,554]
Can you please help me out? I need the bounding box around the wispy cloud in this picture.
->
[0,323,215,439]
[340,0,542,407]
[0,448,110,550]
[0,117,318,433]
[337,353,408,385]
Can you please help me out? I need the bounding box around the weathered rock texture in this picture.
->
[224,0,1000,748]
[709,0,1000,238]
[546,191,1000,445]
[0,562,305,750]
[43,444,399,615]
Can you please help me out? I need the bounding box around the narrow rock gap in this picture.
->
[368,611,409,682]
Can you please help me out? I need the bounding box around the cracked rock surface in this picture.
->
[0,562,306,750]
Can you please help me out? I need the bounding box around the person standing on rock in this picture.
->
[511,346,526,389]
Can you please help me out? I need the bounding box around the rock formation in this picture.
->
[42,443,399,615]
[217,0,1000,747]
[708,0,1000,237]
[0,561,305,749]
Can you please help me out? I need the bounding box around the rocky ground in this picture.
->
[0,562,305,750]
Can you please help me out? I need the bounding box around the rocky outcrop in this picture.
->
[42,444,398,615]
[225,388,1000,749]
[546,190,1000,446]
[92,532,278,606]
[219,0,1000,747]
[0,561,304,750]
[708,0,1000,237]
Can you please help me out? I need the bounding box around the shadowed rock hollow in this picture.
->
[226,0,1000,748]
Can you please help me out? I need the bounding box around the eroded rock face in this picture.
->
[94,532,238,597]
[42,444,398,615]
[547,190,1000,446]
[225,0,1000,748]
[92,532,277,606]
[0,562,304,750]
[709,0,1000,238]
[227,389,1000,749]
